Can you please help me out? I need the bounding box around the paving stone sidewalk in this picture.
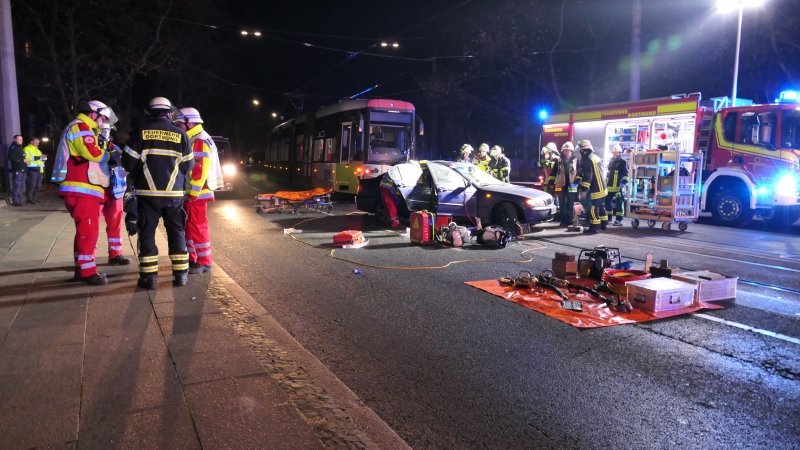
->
[0,199,408,450]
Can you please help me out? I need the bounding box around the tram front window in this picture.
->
[368,125,409,163]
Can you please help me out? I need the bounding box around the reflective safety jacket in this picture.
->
[52,113,110,199]
[489,156,511,183]
[575,153,608,200]
[186,124,223,201]
[122,117,193,198]
[550,154,577,192]
[605,156,629,193]
[23,144,44,173]
[537,157,555,180]
[380,171,402,201]
[472,153,491,172]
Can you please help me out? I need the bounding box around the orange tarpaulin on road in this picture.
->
[257,187,333,202]
[465,278,724,329]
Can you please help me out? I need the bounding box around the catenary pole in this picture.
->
[0,0,20,193]
[630,0,641,101]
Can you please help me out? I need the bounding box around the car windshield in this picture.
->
[453,164,505,186]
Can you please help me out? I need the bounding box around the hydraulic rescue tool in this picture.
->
[539,270,633,313]
[577,246,622,279]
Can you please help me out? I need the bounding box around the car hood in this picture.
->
[478,183,551,199]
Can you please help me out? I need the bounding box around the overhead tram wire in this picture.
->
[288,0,477,95]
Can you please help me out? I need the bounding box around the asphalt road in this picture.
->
[209,171,799,450]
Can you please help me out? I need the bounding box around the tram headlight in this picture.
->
[775,175,798,196]
[222,164,236,176]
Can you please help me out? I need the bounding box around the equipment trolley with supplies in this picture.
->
[626,150,703,231]
[254,187,334,214]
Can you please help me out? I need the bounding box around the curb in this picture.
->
[210,263,411,450]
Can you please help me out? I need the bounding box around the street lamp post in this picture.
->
[718,0,765,107]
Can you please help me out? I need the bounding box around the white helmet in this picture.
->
[490,145,503,157]
[148,97,177,116]
[561,141,574,153]
[80,100,118,125]
[177,107,203,124]
[478,143,489,154]
[460,143,473,154]
[611,144,622,154]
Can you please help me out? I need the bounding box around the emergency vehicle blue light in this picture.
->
[538,110,548,120]
[758,187,769,195]
[779,91,800,103]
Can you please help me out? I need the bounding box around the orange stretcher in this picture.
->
[254,187,334,214]
[465,277,724,329]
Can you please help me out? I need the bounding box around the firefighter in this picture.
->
[23,137,45,204]
[122,97,194,290]
[98,123,131,265]
[489,145,511,183]
[574,140,608,234]
[173,107,224,274]
[472,143,491,172]
[548,141,577,227]
[51,100,116,285]
[537,142,557,193]
[605,145,629,226]
[457,144,473,163]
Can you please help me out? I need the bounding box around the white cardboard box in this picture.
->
[626,278,697,312]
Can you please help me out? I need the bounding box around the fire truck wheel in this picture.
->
[711,189,754,227]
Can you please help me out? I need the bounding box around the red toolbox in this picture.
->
[410,211,435,244]
[435,214,452,231]
[333,230,364,247]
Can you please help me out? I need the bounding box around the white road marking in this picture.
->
[694,313,800,345]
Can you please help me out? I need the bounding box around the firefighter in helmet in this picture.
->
[489,145,511,183]
[548,141,578,227]
[472,143,491,172]
[538,142,557,193]
[457,144,473,163]
[121,97,194,290]
[605,144,629,226]
[574,140,608,234]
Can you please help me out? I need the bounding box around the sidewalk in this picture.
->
[0,193,409,450]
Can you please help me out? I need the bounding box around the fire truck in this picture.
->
[542,92,800,227]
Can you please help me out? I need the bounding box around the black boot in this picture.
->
[78,273,108,286]
[173,274,188,287]
[583,224,599,235]
[188,262,212,274]
[137,277,158,290]
[108,255,132,265]
[600,220,608,230]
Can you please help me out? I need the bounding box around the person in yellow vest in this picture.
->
[574,140,608,234]
[537,142,557,193]
[472,143,491,172]
[23,137,46,204]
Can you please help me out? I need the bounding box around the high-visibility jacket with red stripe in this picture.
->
[186,125,215,201]
[55,113,109,199]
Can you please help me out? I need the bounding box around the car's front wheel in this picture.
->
[374,200,390,225]
[491,202,518,226]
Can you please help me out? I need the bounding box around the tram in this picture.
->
[265,99,421,193]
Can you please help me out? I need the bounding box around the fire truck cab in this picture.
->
[542,92,800,227]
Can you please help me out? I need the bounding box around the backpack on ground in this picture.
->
[475,226,511,248]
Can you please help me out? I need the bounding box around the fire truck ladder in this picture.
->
[697,108,715,154]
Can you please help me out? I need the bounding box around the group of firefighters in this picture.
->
[456,143,511,183]
[50,97,223,288]
[540,140,629,234]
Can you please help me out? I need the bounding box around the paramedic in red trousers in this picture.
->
[173,107,223,274]
[98,123,131,265]
[605,144,629,226]
[50,101,116,285]
[574,140,608,234]
[380,170,403,227]
[121,97,194,290]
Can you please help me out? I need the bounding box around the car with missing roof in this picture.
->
[357,160,556,226]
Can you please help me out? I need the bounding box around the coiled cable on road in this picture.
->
[285,214,546,271]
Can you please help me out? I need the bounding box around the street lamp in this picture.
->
[41,136,49,142]
[380,42,399,48]
[253,99,259,106]
[271,112,277,118]
[717,0,765,106]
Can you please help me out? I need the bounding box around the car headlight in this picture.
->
[525,198,541,207]
[775,175,797,196]
[222,164,236,176]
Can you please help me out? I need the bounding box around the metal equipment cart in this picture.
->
[626,150,703,231]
